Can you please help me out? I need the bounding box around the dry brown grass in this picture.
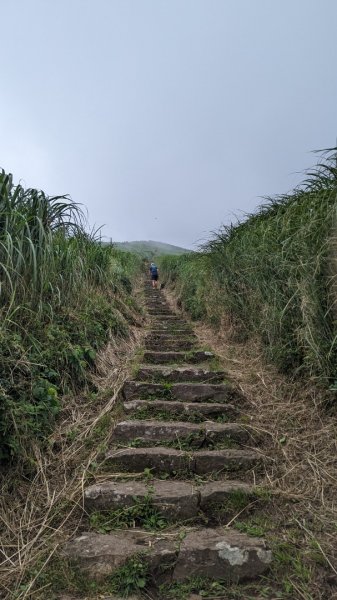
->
[165,289,337,600]
[0,305,145,600]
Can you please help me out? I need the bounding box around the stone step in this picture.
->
[145,339,195,351]
[63,528,271,583]
[135,366,225,383]
[123,399,239,420]
[149,327,193,339]
[143,350,214,364]
[105,447,261,475]
[150,320,190,328]
[147,307,173,318]
[84,479,256,521]
[146,303,166,307]
[111,420,249,446]
[123,381,240,403]
[151,315,186,322]
[84,479,199,519]
[146,332,198,340]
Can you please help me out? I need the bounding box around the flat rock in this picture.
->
[123,399,239,420]
[136,366,225,383]
[123,381,239,402]
[84,480,199,520]
[173,528,272,582]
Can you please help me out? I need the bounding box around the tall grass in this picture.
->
[160,149,337,386]
[0,170,142,460]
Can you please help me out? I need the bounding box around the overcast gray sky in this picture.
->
[1,0,337,248]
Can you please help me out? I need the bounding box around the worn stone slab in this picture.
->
[148,309,176,319]
[150,328,194,335]
[143,351,215,365]
[111,420,205,444]
[194,449,261,474]
[105,447,190,474]
[145,339,195,351]
[62,530,177,580]
[123,382,239,403]
[62,528,271,584]
[145,333,197,342]
[84,480,199,520]
[151,318,188,325]
[105,447,260,475]
[111,420,248,446]
[173,528,272,582]
[135,366,223,383]
[123,399,239,420]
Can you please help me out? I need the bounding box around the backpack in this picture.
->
[150,264,158,275]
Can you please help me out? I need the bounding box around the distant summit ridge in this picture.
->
[114,240,190,258]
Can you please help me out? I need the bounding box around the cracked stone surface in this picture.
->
[173,529,272,582]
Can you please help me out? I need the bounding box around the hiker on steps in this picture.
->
[149,262,159,288]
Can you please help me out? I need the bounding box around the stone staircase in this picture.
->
[63,283,272,597]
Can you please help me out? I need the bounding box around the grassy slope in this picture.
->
[0,171,143,461]
[159,150,337,387]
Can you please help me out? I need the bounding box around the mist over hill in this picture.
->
[112,240,190,259]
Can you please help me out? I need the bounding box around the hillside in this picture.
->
[1,153,337,599]
[113,239,190,258]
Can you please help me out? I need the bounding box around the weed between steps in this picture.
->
[89,490,168,532]
[88,488,264,534]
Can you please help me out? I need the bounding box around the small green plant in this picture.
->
[107,555,149,596]
[89,493,168,532]
[234,516,268,537]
